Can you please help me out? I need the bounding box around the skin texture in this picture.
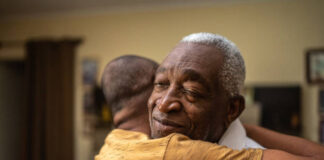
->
[113,87,153,135]
[148,42,245,143]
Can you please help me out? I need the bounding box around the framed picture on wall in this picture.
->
[306,49,324,84]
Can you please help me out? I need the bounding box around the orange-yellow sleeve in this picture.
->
[164,133,263,160]
[95,129,169,160]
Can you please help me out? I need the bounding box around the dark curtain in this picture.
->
[24,39,81,160]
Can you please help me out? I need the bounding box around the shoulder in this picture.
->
[165,133,263,160]
[96,129,173,160]
[107,129,150,141]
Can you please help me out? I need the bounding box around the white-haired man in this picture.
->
[178,32,263,149]
[96,33,324,160]
[148,32,260,147]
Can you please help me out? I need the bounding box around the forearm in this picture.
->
[244,124,324,159]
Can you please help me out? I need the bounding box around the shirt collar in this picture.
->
[218,119,246,150]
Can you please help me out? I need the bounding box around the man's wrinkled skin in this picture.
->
[148,42,245,143]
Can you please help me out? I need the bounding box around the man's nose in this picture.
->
[157,87,181,113]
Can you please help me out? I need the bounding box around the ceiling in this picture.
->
[0,0,258,17]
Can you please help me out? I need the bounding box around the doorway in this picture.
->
[0,61,25,160]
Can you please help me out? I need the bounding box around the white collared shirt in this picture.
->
[218,119,265,150]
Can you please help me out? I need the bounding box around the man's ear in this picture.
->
[226,95,245,126]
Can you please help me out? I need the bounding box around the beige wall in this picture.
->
[1,0,324,84]
[1,0,323,159]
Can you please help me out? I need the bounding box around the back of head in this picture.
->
[102,55,158,115]
[102,55,158,134]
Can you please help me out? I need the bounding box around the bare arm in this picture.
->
[244,124,324,160]
[262,149,318,160]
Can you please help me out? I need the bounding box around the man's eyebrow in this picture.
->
[181,69,210,91]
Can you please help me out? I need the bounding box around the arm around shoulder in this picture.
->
[245,124,324,160]
[263,149,317,160]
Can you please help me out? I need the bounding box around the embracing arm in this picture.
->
[244,124,324,160]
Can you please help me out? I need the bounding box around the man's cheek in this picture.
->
[148,94,161,107]
[147,96,155,110]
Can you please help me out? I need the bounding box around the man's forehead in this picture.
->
[160,43,223,73]
[163,42,223,66]
[156,42,224,88]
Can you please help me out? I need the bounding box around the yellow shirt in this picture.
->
[95,129,263,160]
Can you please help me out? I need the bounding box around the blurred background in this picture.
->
[0,0,323,159]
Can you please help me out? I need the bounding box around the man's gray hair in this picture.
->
[181,32,245,97]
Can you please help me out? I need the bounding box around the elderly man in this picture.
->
[149,33,261,149]
[101,55,158,135]
[96,33,324,160]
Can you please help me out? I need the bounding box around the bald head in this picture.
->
[102,55,158,134]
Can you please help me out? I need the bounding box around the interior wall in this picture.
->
[1,0,323,84]
[0,0,323,159]
[302,85,320,142]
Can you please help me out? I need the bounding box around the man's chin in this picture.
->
[151,128,188,139]
[151,120,187,138]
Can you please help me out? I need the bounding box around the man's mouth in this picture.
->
[153,117,184,128]
[151,115,189,138]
